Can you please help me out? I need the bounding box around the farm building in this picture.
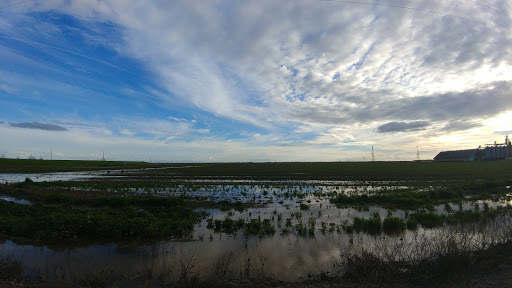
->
[434,136,512,162]
[434,149,479,162]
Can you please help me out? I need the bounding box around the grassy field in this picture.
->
[0,158,171,173]
[2,159,512,180]
[1,159,512,286]
[166,161,512,180]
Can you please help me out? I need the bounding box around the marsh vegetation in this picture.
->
[0,160,511,286]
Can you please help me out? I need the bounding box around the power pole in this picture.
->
[371,146,375,162]
[416,146,420,161]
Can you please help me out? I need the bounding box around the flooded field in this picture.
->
[1,162,512,286]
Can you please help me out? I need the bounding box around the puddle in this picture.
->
[0,171,109,184]
[0,195,32,205]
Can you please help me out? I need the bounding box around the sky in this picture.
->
[1,0,511,162]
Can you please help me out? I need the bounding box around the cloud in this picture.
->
[2,1,512,161]
[168,116,187,122]
[119,129,135,136]
[284,81,512,130]
[376,121,430,133]
[441,120,482,132]
[0,83,16,93]
[7,2,512,129]
[495,130,512,135]
[375,82,512,122]
[9,122,68,131]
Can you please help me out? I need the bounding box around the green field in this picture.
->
[0,158,168,173]
[1,159,512,180]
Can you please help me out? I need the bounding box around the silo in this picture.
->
[498,146,506,159]
[485,147,491,160]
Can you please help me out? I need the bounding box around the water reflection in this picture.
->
[3,212,511,284]
[0,171,109,184]
[0,195,32,205]
[1,174,511,283]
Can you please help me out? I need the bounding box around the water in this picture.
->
[1,175,511,283]
[4,214,511,283]
[0,166,175,184]
[0,195,32,205]
[0,171,109,184]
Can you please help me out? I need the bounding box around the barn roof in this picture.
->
[434,149,478,162]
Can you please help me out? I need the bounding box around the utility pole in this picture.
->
[416,146,420,161]
[371,146,375,162]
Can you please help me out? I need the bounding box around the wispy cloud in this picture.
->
[1,1,511,161]
[9,122,68,131]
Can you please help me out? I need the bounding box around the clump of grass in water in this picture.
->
[382,217,406,234]
[244,217,275,237]
[0,195,199,241]
[344,212,381,234]
[207,217,245,235]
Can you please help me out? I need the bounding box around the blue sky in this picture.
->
[1,0,511,162]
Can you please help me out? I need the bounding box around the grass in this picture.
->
[382,217,406,233]
[244,217,276,237]
[343,205,512,235]
[2,159,512,180]
[165,161,512,180]
[1,159,512,286]
[0,192,201,242]
[331,179,511,209]
[335,215,512,286]
[3,214,511,287]
[344,212,382,234]
[0,158,175,173]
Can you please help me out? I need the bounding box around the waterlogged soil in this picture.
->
[0,164,512,286]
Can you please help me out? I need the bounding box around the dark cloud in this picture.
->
[287,81,512,127]
[441,120,482,132]
[376,121,430,133]
[9,122,68,131]
[376,81,512,121]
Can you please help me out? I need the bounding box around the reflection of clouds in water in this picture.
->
[4,212,512,282]
[2,173,511,281]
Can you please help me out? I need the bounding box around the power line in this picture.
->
[320,0,494,28]
[471,0,512,17]
[1,30,149,81]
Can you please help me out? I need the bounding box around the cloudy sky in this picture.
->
[1,0,511,162]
